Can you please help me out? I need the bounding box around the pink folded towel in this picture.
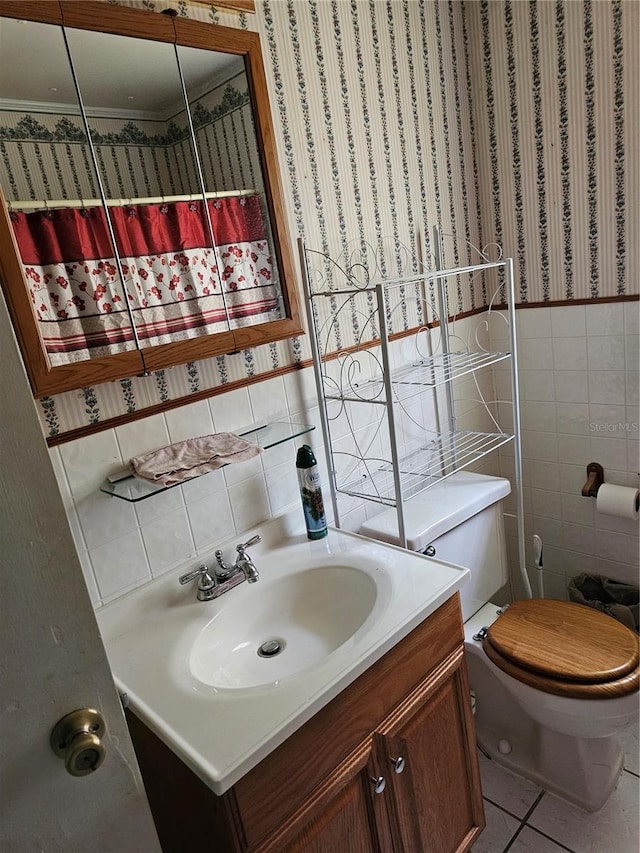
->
[130,433,262,487]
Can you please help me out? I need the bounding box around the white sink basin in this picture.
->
[190,565,381,689]
[97,512,469,794]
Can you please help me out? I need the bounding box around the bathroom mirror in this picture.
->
[0,1,302,397]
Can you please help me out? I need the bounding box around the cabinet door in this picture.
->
[263,742,393,853]
[377,647,484,853]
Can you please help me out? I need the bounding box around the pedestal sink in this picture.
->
[190,565,382,689]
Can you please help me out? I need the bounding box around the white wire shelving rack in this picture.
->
[299,229,527,597]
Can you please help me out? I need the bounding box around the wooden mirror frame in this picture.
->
[0,1,302,398]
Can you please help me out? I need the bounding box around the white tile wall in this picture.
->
[50,372,319,606]
[49,302,639,608]
[498,302,639,601]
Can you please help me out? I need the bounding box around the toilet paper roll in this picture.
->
[595,483,640,520]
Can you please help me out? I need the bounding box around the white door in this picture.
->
[0,291,160,852]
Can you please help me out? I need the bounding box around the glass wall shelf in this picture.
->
[99,421,314,502]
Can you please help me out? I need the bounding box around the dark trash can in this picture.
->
[568,573,639,634]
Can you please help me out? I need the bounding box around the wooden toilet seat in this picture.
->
[483,599,640,699]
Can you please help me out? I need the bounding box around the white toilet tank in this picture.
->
[359,471,511,621]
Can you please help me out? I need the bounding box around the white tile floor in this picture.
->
[472,726,639,853]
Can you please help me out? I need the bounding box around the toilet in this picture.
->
[359,471,640,812]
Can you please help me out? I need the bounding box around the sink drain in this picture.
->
[257,639,284,658]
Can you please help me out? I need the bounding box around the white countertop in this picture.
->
[97,513,469,794]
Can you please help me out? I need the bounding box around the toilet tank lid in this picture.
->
[358,471,511,551]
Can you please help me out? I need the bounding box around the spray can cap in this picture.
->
[296,444,317,468]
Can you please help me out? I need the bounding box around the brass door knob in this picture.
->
[50,709,106,777]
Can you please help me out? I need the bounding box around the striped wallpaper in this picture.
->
[0,0,636,438]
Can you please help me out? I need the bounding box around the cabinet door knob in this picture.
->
[50,708,106,777]
[370,775,386,795]
[424,545,436,557]
[390,755,406,774]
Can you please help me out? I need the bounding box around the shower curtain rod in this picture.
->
[9,188,256,212]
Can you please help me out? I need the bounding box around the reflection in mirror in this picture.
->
[62,29,203,199]
[178,44,285,332]
[62,27,237,351]
[0,18,133,366]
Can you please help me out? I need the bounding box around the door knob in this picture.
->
[50,708,106,777]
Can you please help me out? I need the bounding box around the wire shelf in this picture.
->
[325,350,510,404]
[301,233,527,596]
[337,430,515,504]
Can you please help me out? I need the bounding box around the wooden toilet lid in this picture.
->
[486,599,639,683]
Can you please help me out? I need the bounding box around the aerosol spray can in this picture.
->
[296,444,328,540]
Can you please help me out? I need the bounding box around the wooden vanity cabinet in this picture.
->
[275,742,395,853]
[374,652,483,853]
[126,593,484,853]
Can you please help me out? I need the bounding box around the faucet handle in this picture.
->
[179,564,214,587]
[236,534,261,553]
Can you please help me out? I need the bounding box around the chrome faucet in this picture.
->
[178,564,219,601]
[215,534,261,584]
[179,535,261,601]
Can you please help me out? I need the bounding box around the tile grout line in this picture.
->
[519,823,579,853]
[520,791,546,825]
[479,751,638,852]
[501,791,545,853]
[482,795,524,823]
[479,792,559,853]
[501,821,525,852]
[517,791,580,853]
[502,791,585,853]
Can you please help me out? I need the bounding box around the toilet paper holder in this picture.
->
[582,462,640,514]
[581,462,604,498]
